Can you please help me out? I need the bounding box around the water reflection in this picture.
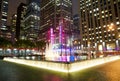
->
[1,60,120,81]
[0,61,20,81]
[43,75,63,81]
[0,60,67,81]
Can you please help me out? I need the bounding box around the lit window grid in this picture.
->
[79,0,120,48]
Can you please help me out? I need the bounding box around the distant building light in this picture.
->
[100,40,102,42]
[90,11,92,13]
[1,19,7,21]
[3,1,8,4]
[116,21,120,25]
[102,16,104,18]
[101,11,104,13]
[96,8,99,11]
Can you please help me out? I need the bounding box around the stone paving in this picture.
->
[70,59,120,81]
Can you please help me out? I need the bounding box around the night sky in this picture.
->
[7,0,26,25]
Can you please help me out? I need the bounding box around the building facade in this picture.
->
[40,0,74,61]
[16,3,26,40]
[23,0,40,41]
[79,0,120,54]
[0,0,2,35]
[10,14,17,42]
[0,0,9,37]
[72,0,81,53]
[0,0,2,17]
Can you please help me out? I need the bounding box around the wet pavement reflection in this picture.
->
[0,60,120,81]
[0,60,68,81]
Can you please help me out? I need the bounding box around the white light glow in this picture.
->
[116,21,120,25]
[4,58,68,73]
[4,56,120,73]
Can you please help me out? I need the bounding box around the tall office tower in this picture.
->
[0,0,9,37]
[0,0,2,32]
[40,0,73,61]
[11,14,17,42]
[26,0,40,4]
[0,0,2,15]
[72,0,81,53]
[24,0,40,41]
[79,0,120,54]
[16,3,26,40]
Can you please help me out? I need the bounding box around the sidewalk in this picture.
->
[70,59,120,81]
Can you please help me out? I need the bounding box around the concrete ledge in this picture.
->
[4,58,69,72]
[4,56,120,73]
[70,56,120,72]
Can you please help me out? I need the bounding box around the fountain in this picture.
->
[45,19,75,62]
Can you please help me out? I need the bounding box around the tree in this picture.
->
[0,37,12,55]
[14,39,35,57]
[35,40,46,55]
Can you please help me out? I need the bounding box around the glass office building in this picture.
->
[40,0,73,61]
[0,0,9,37]
[24,0,40,41]
[16,3,26,40]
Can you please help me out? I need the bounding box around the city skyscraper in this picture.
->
[16,3,26,40]
[11,14,17,42]
[23,0,40,41]
[79,0,120,54]
[40,0,72,36]
[72,0,81,53]
[0,0,9,38]
[40,0,73,61]
[0,0,2,14]
[0,0,2,33]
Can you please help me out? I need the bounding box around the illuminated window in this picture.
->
[89,3,91,6]
[90,11,92,13]
[105,10,108,12]
[104,31,106,32]
[103,25,106,27]
[97,13,99,15]
[96,8,99,11]
[101,11,104,13]
[116,21,120,25]
[102,16,104,18]
[94,14,96,16]
[109,39,111,41]
[100,40,102,42]
[106,15,108,17]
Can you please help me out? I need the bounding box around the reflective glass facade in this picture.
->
[0,0,8,37]
[24,0,40,41]
[16,3,26,40]
[40,0,72,43]
[40,0,73,61]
